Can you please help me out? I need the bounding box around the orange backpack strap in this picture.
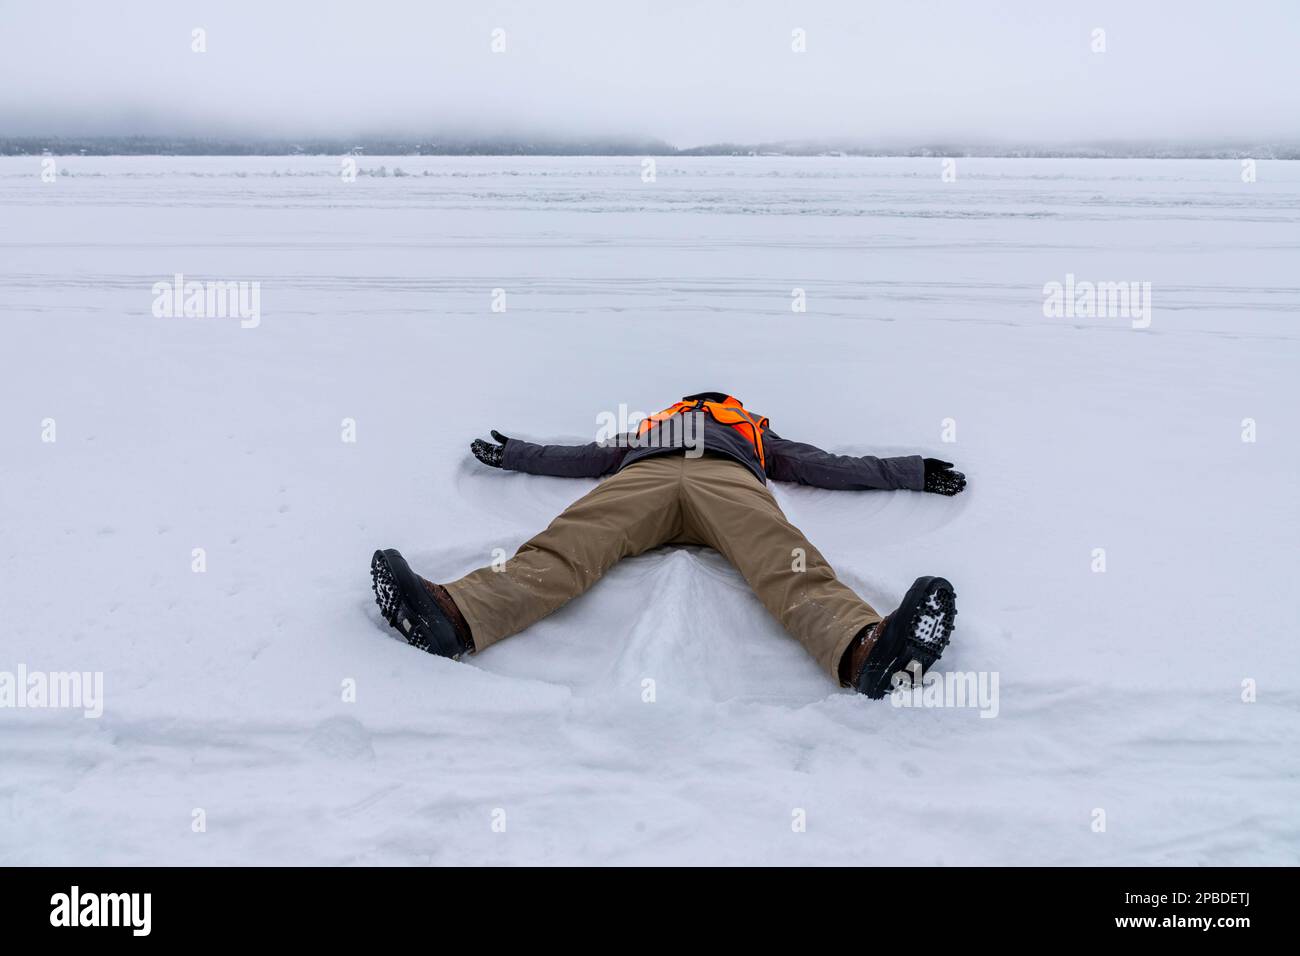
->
[636,401,692,435]
[714,404,768,468]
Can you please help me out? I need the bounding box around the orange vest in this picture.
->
[636,395,770,468]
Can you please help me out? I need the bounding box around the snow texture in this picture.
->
[1,156,1297,865]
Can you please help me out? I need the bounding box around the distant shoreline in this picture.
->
[4,136,1297,160]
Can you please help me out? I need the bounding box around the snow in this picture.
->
[1,155,1296,865]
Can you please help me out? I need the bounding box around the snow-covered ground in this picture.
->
[1,155,1297,865]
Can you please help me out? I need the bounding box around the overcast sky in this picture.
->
[1,0,1295,146]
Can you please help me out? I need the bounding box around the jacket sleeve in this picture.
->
[500,437,630,479]
[763,430,925,491]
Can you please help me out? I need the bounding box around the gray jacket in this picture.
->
[500,417,924,491]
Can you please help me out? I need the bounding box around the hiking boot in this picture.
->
[846,576,957,698]
[370,548,473,659]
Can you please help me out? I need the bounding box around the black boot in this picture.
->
[370,549,473,659]
[848,576,957,698]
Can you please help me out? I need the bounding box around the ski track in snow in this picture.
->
[1,156,1297,865]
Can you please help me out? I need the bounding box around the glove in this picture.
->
[470,430,511,469]
[923,458,966,496]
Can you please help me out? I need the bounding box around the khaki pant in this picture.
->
[445,454,881,680]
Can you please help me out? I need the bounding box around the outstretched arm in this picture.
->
[471,430,630,479]
[764,431,965,494]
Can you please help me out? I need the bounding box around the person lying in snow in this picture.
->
[370,391,966,698]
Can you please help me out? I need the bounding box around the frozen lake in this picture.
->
[1,155,1297,864]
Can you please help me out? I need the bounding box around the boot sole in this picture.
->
[857,575,958,698]
[902,575,957,675]
[370,549,466,660]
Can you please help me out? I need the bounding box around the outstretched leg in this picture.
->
[441,456,687,650]
[677,454,957,694]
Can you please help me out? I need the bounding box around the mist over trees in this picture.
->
[5,135,1297,159]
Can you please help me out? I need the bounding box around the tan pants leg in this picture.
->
[679,455,882,680]
[444,456,686,650]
